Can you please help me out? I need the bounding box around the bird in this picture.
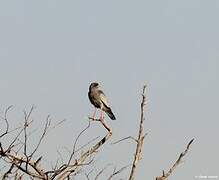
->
[88,82,116,120]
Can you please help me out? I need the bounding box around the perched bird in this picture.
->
[88,82,116,120]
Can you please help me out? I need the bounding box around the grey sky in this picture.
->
[0,0,219,179]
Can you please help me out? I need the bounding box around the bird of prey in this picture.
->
[88,82,116,120]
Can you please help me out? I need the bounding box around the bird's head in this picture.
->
[89,82,99,91]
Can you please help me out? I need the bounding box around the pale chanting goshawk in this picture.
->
[88,82,116,120]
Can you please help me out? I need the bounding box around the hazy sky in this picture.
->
[0,0,219,179]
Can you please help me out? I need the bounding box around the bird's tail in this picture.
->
[106,108,116,120]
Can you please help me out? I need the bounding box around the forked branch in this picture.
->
[51,118,113,179]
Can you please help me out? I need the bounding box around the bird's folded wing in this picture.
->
[98,90,110,108]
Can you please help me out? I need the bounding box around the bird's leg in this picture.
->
[100,109,104,120]
[92,108,97,119]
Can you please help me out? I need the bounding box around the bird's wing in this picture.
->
[98,90,110,108]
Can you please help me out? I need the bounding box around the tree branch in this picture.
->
[0,106,13,138]
[53,119,112,179]
[156,138,194,180]
[128,85,147,180]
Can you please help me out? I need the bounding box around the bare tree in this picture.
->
[0,105,112,179]
[0,85,194,179]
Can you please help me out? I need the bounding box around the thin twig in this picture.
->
[23,106,35,172]
[111,136,138,145]
[67,120,91,165]
[0,106,13,138]
[29,115,51,159]
[94,164,111,180]
[108,165,130,180]
[75,136,100,154]
[2,164,14,179]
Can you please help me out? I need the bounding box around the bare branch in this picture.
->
[2,164,14,179]
[23,106,35,172]
[84,168,94,180]
[54,122,112,179]
[67,120,91,165]
[128,85,147,180]
[75,136,100,154]
[111,136,138,145]
[107,165,130,180]
[23,106,34,152]
[156,138,195,180]
[29,115,51,159]
[3,152,47,179]
[0,105,13,138]
[88,117,112,133]
[94,164,111,180]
